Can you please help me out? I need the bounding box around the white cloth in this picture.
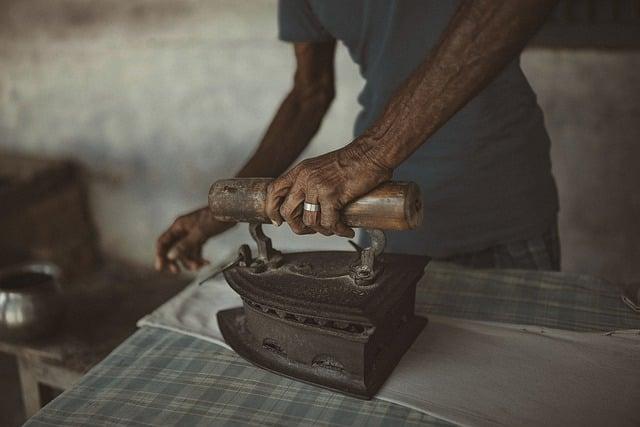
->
[138,273,640,427]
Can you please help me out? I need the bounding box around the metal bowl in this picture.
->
[0,262,64,341]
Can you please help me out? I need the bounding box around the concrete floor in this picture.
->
[0,353,25,427]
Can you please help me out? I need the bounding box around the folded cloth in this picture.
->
[138,273,241,350]
[138,265,640,427]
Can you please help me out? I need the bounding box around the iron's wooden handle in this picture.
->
[208,178,422,231]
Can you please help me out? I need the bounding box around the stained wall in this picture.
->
[1,0,638,283]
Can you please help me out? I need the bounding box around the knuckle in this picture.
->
[174,243,188,255]
[288,165,302,178]
[319,190,333,200]
[288,183,302,197]
[282,210,296,223]
[315,226,332,236]
[320,210,339,229]
[173,216,187,228]
[308,176,325,191]
[306,172,319,183]
[320,217,335,229]
[280,204,293,219]
[298,168,312,180]
[291,224,305,235]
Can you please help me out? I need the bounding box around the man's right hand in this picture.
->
[155,207,233,273]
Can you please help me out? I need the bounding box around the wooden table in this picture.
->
[0,260,189,417]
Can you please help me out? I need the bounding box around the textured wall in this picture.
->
[1,1,639,283]
[0,0,364,265]
[524,51,640,283]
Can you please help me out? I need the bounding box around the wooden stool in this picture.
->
[0,260,188,417]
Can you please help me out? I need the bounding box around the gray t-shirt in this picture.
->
[278,0,558,258]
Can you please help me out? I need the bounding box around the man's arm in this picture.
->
[155,41,336,273]
[237,41,337,178]
[265,0,558,237]
[356,0,558,169]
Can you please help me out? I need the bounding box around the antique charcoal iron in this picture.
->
[209,178,428,399]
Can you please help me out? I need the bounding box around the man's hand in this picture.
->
[265,144,391,237]
[155,207,233,273]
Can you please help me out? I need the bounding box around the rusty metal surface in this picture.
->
[223,251,427,324]
[218,307,426,399]
[219,227,429,399]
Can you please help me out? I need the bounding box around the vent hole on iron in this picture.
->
[312,355,345,374]
[262,338,286,357]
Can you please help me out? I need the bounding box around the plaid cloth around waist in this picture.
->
[26,263,640,427]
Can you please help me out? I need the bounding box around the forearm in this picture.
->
[236,82,334,178]
[195,86,331,224]
[351,0,557,169]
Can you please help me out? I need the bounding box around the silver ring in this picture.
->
[303,202,320,212]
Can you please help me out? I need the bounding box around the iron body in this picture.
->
[217,225,428,399]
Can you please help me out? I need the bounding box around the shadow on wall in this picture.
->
[0,0,639,283]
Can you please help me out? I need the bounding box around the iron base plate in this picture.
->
[217,307,427,399]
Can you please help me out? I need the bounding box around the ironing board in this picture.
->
[24,263,640,426]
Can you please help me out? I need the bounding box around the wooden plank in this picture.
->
[1,259,189,374]
[17,356,41,418]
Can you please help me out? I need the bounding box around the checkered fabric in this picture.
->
[441,225,561,271]
[26,263,639,426]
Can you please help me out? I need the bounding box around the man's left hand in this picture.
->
[265,145,391,237]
